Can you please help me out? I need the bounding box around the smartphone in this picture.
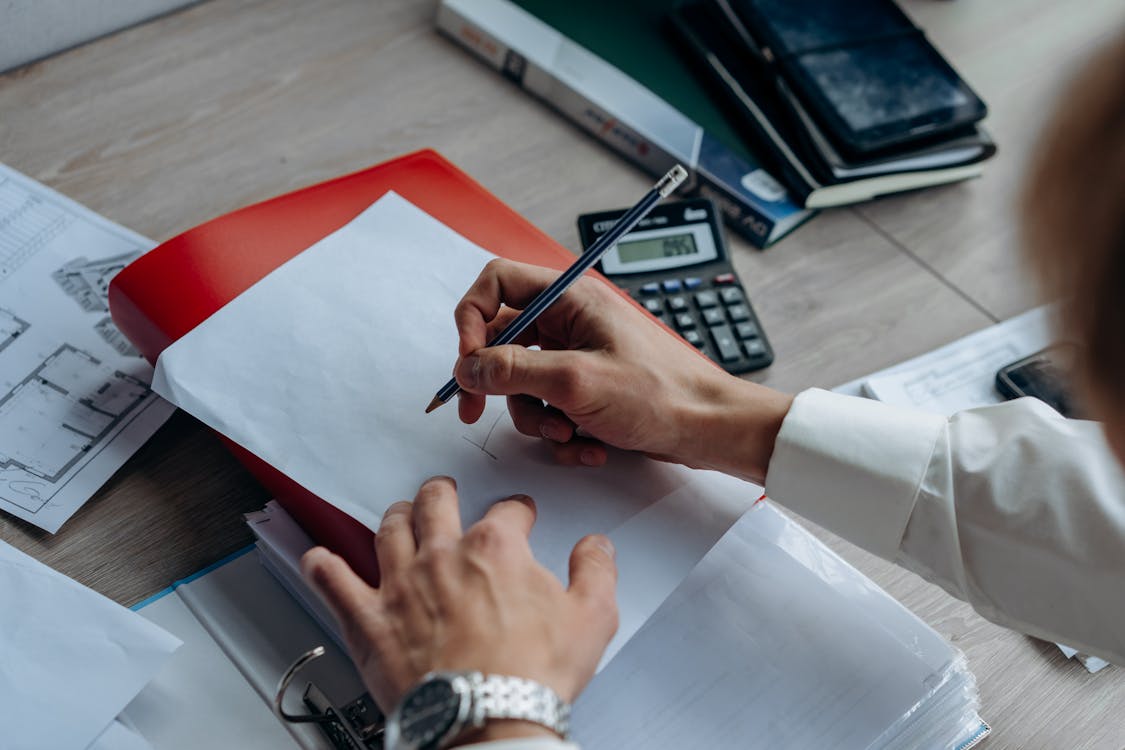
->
[995,346,1082,419]
[728,0,988,157]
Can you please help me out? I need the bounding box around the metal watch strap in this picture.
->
[467,674,571,740]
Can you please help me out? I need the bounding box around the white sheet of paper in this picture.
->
[573,504,984,750]
[152,192,754,664]
[0,540,181,750]
[861,306,1051,414]
[87,720,153,750]
[0,164,175,532]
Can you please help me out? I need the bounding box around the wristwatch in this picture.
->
[384,671,571,750]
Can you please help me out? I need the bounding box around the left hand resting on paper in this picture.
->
[301,476,619,745]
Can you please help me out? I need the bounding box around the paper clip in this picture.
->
[275,646,385,749]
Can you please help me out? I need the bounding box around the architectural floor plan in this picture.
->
[53,250,143,313]
[0,164,174,532]
[0,345,150,512]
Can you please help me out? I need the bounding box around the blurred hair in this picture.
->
[1022,29,1125,416]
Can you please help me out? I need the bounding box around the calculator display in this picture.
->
[617,233,699,264]
[599,222,718,275]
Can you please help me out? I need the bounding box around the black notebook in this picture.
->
[669,0,997,208]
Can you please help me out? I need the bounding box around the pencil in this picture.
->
[426,164,688,414]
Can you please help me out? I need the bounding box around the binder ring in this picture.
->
[274,645,337,724]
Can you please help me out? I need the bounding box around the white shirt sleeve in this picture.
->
[765,388,1125,665]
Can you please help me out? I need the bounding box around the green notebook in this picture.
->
[513,0,754,162]
[438,0,814,246]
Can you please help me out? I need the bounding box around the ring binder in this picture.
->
[275,646,385,749]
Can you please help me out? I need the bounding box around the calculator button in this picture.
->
[662,279,683,293]
[693,290,719,309]
[744,339,768,358]
[682,329,704,347]
[639,282,661,295]
[674,313,695,330]
[667,295,689,312]
[735,322,760,339]
[642,298,663,314]
[683,277,703,290]
[719,287,745,304]
[726,304,751,322]
[713,273,736,285]
[702,308,725,326]
[710,325,742,362]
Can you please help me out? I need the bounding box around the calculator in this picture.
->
[577,198,773,374]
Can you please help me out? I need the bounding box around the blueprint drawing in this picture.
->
[0,164,174,532]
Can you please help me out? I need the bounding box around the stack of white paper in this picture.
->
[571,503,989,749]
[0,540,181,750]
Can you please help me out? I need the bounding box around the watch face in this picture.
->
[399,677,464,748]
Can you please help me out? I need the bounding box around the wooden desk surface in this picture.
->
[1,1,1123,747]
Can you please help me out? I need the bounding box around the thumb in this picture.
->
[455,346,595,410]
[301,547,381,645]
[568,535,619,634]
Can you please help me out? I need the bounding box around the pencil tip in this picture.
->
[425,396,444,414]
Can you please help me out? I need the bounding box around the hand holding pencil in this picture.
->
[445,257,792,483]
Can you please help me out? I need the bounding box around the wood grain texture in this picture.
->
[1,0,1123,747]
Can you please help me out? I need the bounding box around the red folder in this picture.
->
[109,150,588,584]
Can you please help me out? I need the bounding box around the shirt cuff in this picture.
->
[764,388,946,560]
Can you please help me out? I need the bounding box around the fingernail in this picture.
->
[540,420,568,442]
[425,475,456,488]
[595,537,615,559]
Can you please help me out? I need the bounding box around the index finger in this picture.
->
[454,259,563,356]
[302,547,382,644]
